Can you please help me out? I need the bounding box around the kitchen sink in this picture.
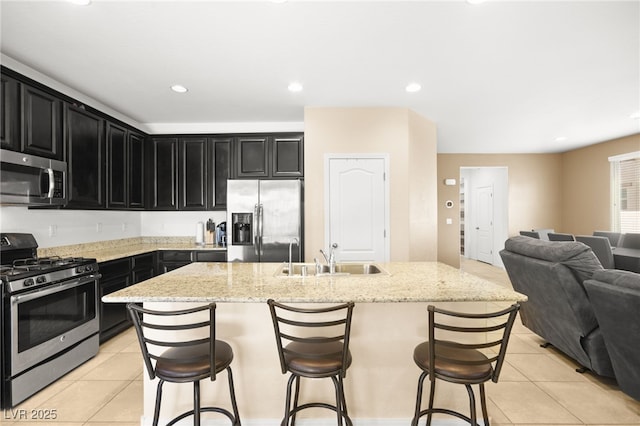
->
[276,262,387,277]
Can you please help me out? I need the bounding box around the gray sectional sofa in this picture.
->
[500,236,615,378]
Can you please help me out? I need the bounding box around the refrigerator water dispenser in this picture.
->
[232,213,253,245]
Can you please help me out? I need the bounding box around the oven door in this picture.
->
[9,273,100,376]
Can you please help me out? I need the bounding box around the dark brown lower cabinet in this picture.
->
[99,250,225,343]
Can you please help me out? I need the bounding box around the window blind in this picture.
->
[609,151,640,233]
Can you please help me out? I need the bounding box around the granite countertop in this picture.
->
[102,261,527,304]
[39,237,226,263]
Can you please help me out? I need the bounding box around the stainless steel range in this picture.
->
[0,233,101,408]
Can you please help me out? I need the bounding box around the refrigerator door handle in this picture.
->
[254,203,260,256]
[259,203,264,256]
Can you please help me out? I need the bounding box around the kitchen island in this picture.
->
[103,261,526,425]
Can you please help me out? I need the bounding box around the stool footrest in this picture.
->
[167,407,239,426]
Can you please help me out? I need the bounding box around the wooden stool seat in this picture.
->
[155,341,234,381]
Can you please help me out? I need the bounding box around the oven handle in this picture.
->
[10,273,101,305]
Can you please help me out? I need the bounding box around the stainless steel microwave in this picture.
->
[0,149,66,206]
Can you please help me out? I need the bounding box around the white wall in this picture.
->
[0,207,228,248]
[140,211,227,237]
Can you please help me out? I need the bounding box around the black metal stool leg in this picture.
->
[426,378,436,426]
[153,379,165,426]
[291,376,301,426]
[282,374,297,426]
[225,367,241,426]
[330,376,343,425]
[338,375,351,425]
[194,380,201,426]
[465,384,477,426]
[479,383,490,426]
[412,371,427,426]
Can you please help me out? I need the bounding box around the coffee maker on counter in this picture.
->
[215,222,227,246]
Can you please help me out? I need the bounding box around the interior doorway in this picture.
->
[460,167,508,267]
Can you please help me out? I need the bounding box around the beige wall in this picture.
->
[437,154,564,268]
[437,133,640,268]
[304,107,438,262]
[561,133,640,235]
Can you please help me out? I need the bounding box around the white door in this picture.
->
[475,185,494,264]
[327,157,387,262]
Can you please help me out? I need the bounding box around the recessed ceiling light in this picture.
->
[630,111,640,119]
[67,0,91,5]
[555,136,568,142]
[467,0,487,4]
[288,81,303,92]
[405,82,422,93]
[170,85,188,93]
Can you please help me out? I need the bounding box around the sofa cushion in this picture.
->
[591,269,640,290]
[504,235,603,284]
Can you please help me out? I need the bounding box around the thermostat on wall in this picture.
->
[444,179,457,186]
[445,200,454,208]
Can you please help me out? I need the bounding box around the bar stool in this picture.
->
[411,303,520,426]
[127,303,241,426]
[267,299,355,426]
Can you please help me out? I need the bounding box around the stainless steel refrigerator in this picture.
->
[226,179,303,262]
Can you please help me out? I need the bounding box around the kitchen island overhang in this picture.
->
[102,261,527,304]
[103,262,526,425]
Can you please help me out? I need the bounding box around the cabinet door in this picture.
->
[272,134,304,177]
[107,122,127,208]
[65,104,106,209]
[179,137,208,210]
[235,136,269,178]
[22,84,63,159]
[148,138,178,210]
[99,258,131,342]
[132,253,156,283]
[209,137,231,210]
[0,74,20,151]
[128,132,145,209]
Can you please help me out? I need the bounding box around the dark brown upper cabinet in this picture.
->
[272,134,304,177]
[235,136,269,178]
[107,122,127,209]
[65,104,106,209]
[233,134,303,179]
[1,74,20,151]
[179,137,208,210]
[128,132,145,209]
[22,84,63,160]
[147,137,179,210]
[208,137,232,210]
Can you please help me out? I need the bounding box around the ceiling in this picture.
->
[1,0,639,153]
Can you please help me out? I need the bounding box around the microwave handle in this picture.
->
[39,167,55,198]
[45,168,55,198]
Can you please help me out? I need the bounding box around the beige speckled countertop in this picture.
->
[38,237,226,263]
[102,261,527,303]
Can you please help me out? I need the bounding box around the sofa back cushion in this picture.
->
[504,236,603,284]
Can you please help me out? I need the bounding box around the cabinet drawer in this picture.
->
[99,258,131,277]
[132,252,155,269]
[194,251,226,262]
[159,250,192,262]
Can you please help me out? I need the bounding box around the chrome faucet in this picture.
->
[288,237,299,276]
[319,243,338,274]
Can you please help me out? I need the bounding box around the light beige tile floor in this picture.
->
[3,258,639,425]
